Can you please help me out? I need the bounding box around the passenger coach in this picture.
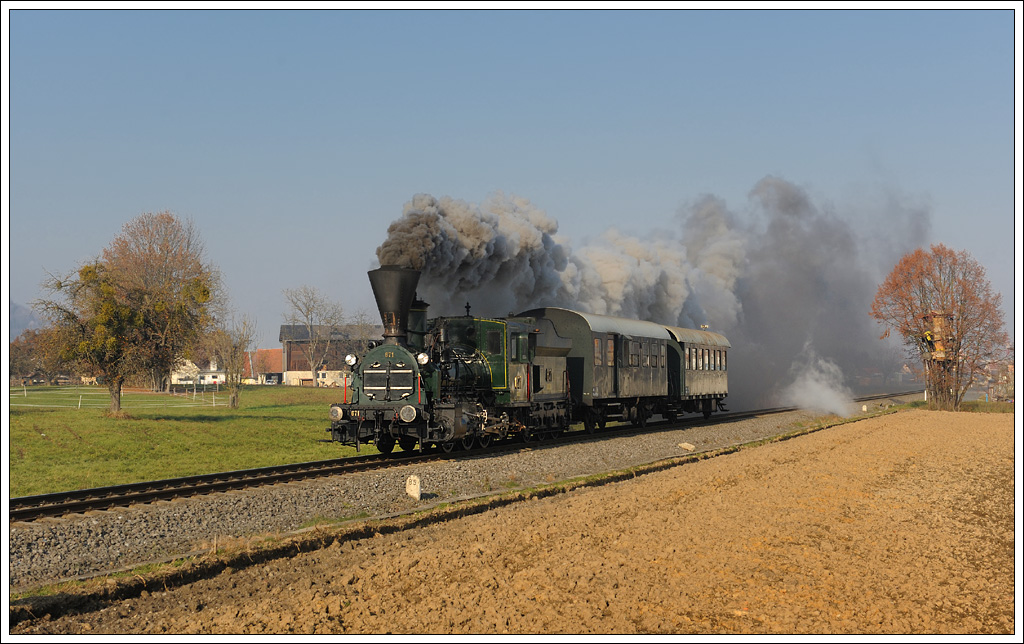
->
[519,308,730,432]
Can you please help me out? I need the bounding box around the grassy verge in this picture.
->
[8,385,367,497]
[900,399,1014,413]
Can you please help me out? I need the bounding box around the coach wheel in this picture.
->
[583,414,596,434]
[399,436,419,452]
[460,434,476,451]
[627,406,639,428]
[477,434,493,449]
[377,436,396,454]
[702,399,713,420]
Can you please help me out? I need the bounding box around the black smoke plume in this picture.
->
[375,177,929,410]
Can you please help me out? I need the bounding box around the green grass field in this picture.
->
[9,385,369,497]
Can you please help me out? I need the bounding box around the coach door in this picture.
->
[607,334,619,397]
[593,333,619,399]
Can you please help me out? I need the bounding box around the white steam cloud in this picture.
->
[375,176,928,410]
[780,343,856,416]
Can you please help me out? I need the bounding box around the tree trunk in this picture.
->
[108,378,123,414]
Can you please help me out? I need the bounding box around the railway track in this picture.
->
[9,390,921,523]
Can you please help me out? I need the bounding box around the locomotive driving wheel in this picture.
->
[377,436,396,454]
[399,436,418,452]
[460,434,476,451]
[477,434,493,449]
[439,440,457,453]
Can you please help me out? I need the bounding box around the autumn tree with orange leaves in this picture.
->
[870,244,1009,411]
[35,212,220,413]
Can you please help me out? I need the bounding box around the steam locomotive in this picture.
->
[327,265,730,453]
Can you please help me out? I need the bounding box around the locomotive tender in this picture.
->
[327,265,730,452]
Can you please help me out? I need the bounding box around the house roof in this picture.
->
[242,348,283,378]
[278,323,385,343]
[278,325,350,343]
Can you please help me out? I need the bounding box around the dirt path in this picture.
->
[10,410,1016,634]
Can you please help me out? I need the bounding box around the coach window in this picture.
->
[642,342,649,367]
[723,350,727,371]
[606,338,615,366]
[629,341,640,367]
[593,337,602,366]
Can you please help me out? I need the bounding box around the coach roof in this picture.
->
[519,308,672,340]
[664,325,731,348]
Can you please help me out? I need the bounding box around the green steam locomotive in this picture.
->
[327,265,730,452]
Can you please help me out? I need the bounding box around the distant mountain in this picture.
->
[10,301,44,340]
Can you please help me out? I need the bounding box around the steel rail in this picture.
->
[9,390,922,523]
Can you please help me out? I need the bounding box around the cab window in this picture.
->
[487,330,502,355]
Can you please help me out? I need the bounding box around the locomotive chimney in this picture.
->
[368,265,421,346]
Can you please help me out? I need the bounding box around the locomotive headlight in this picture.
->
[416,352,429,365]
[329,404,345,422]
[399,405,418,423]
[344,354,358,366]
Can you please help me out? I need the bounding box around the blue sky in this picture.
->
[5,7,1019,351]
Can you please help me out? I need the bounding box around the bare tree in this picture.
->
[348,308,377,353]
[207,315,258,408]
[870,244,1009,410]
[282,286,346,387]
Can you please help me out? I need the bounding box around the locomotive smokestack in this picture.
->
[368,265,421,346]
